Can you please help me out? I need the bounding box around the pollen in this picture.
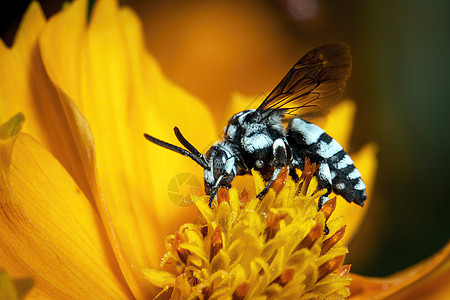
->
[142,161,352,299]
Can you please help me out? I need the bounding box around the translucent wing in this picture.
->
[256,43,352,119]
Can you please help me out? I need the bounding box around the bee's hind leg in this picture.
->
[289,167,299,182]
[316,162,333,208]
[316,162,333,235]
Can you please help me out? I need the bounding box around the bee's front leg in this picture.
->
[257,139,288,199]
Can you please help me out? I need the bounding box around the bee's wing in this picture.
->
[256,43,352,119]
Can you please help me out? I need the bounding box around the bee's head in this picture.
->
[204,144,237,195]
[144,127,237,201]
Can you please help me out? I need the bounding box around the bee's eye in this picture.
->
[213,150,227,179]
[205,147,213,160]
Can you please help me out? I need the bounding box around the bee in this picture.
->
[144,43,366,209]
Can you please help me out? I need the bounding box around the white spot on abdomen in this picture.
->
[290,118,324,145]
[335,154,353,169]
[354,179,366,190]
[316,139,343,159]
[331,170,337,179]
[318,163,332,185]
[347,168,362,180]
[335,182,345,190]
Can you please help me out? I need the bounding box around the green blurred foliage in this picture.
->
[349,0,450,276]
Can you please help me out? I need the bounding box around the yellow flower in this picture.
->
[143,163,352,299]
[1,0,215,297]
[0,0,448,299]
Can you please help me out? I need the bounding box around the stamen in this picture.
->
[298,157,320,194]
[318,255,345,281]
[210,226,223,262]
[217,187,230,205]
[271,166,289,195]
[201,225,209,238]
[320,197,337,222]
[187,274,199,286]
[232,282,249,300]
[202,284,213,300]
[239,187,250,204]
[174,232,189,264]
[295,223,322,251]
[321,225,346,255]
[271,269,295,287]
[334,264,352,277]
[265,212,288,242]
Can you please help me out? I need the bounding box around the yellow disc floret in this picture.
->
[143,159,352,299]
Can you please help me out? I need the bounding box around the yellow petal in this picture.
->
[141,268,175,288]
[350,241,450,299]
[334,143,378,244]
[0,2,45,135]
[0,1,49,143]
[40,0,217,296]
[321,100,377,243]
[0,1,99,202]
[321,100,356,150]
[0,133,131,299]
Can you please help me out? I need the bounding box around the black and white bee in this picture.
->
[144,43,366,209]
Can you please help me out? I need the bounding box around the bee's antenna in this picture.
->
[144,133,208,169]
[173,127,208,165]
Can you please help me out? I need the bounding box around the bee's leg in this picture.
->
[257,138,288,199]
[316,162,333,235]
[257,167,281,199]
[289,168,299,182]
[316,162,333,209]
[208,174,225,207]
[208,188,218,208]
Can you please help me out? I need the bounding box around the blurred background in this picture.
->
[1,0,449,277]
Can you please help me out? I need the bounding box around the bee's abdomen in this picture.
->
[328,150,367,206]
[288,118,367,206]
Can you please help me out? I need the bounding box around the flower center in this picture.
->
[143,159,352,299]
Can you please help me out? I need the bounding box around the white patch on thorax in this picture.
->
[290,118,324,145]
[225,124,237,139]
[238,110,253,124]
[224,156,236,174]
[316,139,343,159]
[243,133,273,153]
[204,169,214,185]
